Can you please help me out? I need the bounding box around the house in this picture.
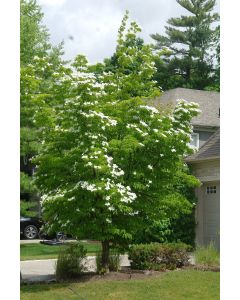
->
[186,129,220,249]
[151,88,220,249]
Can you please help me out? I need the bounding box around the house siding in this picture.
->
[189,159,220,249]
[195,181,220,249]
[190,160,220,182]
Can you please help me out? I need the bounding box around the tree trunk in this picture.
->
[101,240,110,273]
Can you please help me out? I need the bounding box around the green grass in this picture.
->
[20,242,101,261]
[20,270,219,300]
[195,243,220,267]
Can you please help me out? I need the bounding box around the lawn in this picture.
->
[20,269,219,300]
[20,241,101,260]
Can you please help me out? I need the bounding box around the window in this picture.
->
[206,186,217,194]
[190,133,199,149]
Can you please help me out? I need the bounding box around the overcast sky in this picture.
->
[39,0,220,64]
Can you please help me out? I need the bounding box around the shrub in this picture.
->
[20,200,38,217]
[129,242,191,271]
[132,209,196,248]
[55,243,87,280]
[109,251,121,272]
[195,243,220,267]
[96,252,105,274]
[96,250,121,274]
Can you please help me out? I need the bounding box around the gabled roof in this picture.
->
[149,88,220,127]
[186,129,220,163]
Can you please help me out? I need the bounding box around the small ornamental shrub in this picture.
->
[195,243,220,268]
[55,243,87,281]
[96,250,121,274]
[109,251,121,272]
[129,242,191,271]
[96,252,105,275]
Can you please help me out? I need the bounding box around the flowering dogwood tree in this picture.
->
[33,12,200,271]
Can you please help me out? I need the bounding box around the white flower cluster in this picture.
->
[54,125,68,132]
[72,70,96,80]
[104,154,125,178]
[79,109,117,127]
[82,101,99,107]
[116,183,137,203]
[139,105,159,114]
[78,181,101,192]
[104,178,137,204]
[174,99,201,120]
[126,123,143,133]
[40,191,66,204]
[112,164,125,177]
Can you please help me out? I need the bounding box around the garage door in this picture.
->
[202,182,220,249]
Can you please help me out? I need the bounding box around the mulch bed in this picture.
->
[56,269,166,283]
[183,264,220,272]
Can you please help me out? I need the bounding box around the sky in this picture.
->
[39,0,220,64]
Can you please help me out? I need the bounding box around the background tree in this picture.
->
[34,13,200,272]
[205,24,220,91]
[20,0,64,216]
[151,0,219,90]
[21,0,50,66]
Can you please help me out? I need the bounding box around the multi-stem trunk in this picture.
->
[101,240,110,273]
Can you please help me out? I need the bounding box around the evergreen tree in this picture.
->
[151,0,219,90]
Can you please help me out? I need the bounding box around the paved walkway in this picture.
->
[21,255,130,283]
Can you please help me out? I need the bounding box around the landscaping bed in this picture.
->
[185,265,220,272]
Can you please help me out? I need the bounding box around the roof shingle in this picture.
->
[186,129,220,162]
[149,88,220,127]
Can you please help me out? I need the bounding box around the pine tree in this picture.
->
[151,0,219,90]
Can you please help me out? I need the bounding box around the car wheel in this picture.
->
[23,225,39,239]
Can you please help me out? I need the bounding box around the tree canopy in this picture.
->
[151,0,220,91]
[20,0,64,214]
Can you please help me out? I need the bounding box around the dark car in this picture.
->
[20,216,42,239]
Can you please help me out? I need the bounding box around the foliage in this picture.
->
[132,211,196,247]
[129,242,191,270]
[96,252,105,274]
[55,243,87,280]
[20,172,37,194]
[151,0,220,90]
[20,1,65,216]
[133,167,199,247]
[195,243,220,267]
[96,250,121,274]
[20,200,37,217]
[33,12,200,272]
[109,251,121,272]
[20,0,50,66]
[205,25,220,91]
[20,0,64,67]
